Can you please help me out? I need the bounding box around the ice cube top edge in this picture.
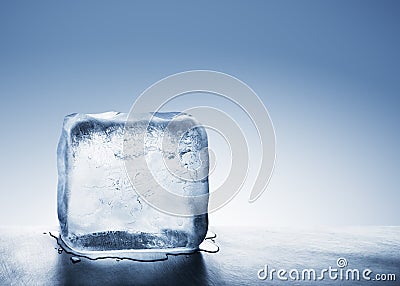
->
[63,111,187,125]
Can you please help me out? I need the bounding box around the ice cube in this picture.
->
[57,111,209,254]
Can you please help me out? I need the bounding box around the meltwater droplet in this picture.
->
[199,240,219,253]
[205,230,216,239]
[198,229,219,253]
[58,248,63,254]
[70,257,81,264]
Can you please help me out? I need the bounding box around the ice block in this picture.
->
[57,112,209,255]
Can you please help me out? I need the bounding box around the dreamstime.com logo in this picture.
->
[257,258,397,282]
[123,70,276,216]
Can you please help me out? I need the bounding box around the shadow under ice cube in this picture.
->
[57,112,209,254]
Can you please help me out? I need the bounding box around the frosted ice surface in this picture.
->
[57,112,209,254]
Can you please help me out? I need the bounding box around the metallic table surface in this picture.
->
[0,226,399,285]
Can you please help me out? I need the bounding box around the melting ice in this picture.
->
[57,112,209,256]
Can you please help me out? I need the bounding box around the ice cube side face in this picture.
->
[57,112,208,253]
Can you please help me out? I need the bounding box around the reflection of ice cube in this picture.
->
[57,111,208,254]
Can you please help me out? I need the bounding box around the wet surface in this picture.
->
[0,226,399,285]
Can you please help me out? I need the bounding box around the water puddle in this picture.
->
[48,230,219,263]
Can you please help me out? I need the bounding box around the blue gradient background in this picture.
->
[0,1,399,226]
